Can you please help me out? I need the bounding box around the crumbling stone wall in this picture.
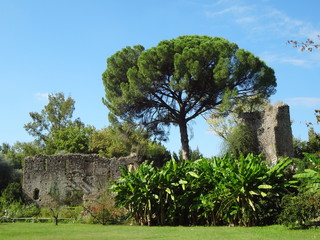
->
[240,102,294,165]
[23,154,138,206]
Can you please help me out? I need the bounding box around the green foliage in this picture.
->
[206,95,269,141]
[0,182,23,208]
[24,92,75,144]
[0,182,40,219]
[89,126,134,158]
[112,154,291,226]
[294,110,320,158]
[47,120,95,154]
[0,156,15,192]
[23,92,94,155]
[172,147,203,161]
[89,124,170,164]
[1,141,43,170]
[293,153,320,193]
[103,35,276,159]
[278,192,320,229]
[221,123,257,157]
[6,203,40,218]
[140,141,171,165]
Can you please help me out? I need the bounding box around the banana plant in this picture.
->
[294,153,320,192]
[112,154,293,226]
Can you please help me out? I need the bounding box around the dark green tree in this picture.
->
[0,156,14,192]
[103,35,276,159]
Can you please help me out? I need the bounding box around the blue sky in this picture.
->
[1,0,320,157]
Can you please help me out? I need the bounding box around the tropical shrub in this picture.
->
[293,153,320,193]
[112,154,292,226]
[277,153,320,229]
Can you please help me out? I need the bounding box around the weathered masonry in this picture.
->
[23,154,138,206]
[240,102,294,165]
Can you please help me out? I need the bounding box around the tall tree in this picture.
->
[103,35,276,159]
[24,92,93,154]
[24,92,75,144]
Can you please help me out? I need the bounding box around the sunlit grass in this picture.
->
[0,223,319,240]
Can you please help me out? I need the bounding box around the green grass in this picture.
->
[0,223,319,240]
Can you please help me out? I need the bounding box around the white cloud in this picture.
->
[205,6,251,17]
[35,92,49,101]
[280,57,309,67]
[286,97,320,107]
[204,1,320,40]
[260,50,320,68]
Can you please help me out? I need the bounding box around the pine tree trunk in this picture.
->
[179,121,190,160]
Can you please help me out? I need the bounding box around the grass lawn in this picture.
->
[0,223,319,240]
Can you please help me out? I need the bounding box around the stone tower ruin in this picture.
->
[240,102,294,165]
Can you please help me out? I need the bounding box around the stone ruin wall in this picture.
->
[23,103,294,206]
[240,102,294,165]
[23,154,138,206]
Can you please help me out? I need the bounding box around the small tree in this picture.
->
[206,95,268,156]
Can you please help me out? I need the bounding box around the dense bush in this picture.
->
[82,192,129,225]
[0,182,23,207]
[0,156,15,192]
[112,154,292,226]
[277,153,320,229]
[278,192,320,228]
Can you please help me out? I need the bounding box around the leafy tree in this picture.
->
[24,92,75,144]
[206,96,269,156]
[24,92,93,154]
[103,35,277,159]
[46,120,95,154]
[293,110,320,158]
[89,125,136,158]
[206,95,268,140]
[89,124,170,164]
[220,123,257,157]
